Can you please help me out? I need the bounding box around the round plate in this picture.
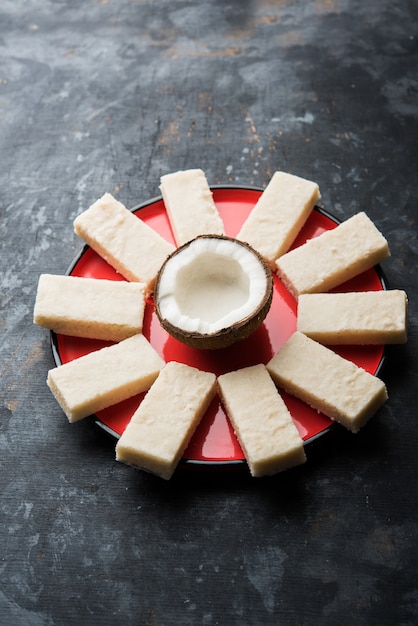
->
[51,186,386,469]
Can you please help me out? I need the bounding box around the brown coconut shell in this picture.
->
[154,235,274,350]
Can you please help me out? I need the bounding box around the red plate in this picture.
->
[52,187,386,469]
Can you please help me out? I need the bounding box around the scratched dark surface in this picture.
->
[1,1,418,624]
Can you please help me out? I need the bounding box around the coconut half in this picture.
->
[154,235,274,349]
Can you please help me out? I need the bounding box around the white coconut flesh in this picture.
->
[156,236,271,336]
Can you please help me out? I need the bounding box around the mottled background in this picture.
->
[1,1,417,624]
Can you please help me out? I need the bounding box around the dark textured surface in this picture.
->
[1,1,417,624]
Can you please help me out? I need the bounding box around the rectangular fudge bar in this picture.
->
[297,290,408,344]
[73,193,175,294]
[217,364,306,477]
[236,171,320,266]
[115,362,217,479]
[160,169,225,245]
[34,274,146,341]
[47,334,165,423]
[267,331,388,433]
[275,212,390,299]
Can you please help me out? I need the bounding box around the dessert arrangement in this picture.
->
[34,169,408,479]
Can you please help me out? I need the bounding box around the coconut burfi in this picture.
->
[160,169,225,246]
[47,334,165,423]
[217,364,306,477]
[236,171,320,267]
[267,331,388,433]
[34,274,146,341]
[275,212,390,299]
[73,193,175,294]
[297,290,408,345]
[115,362,217,479]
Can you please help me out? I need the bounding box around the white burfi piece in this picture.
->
[160,169,225,245]
[73,193,175,294]
[275,212,390,299]
[297,290,408,345]
[115,362,217,479]
[34,274,146,341]
[217,364,306,477]
[47,334,165,423]
[236,171,320,266]
[267,331,388,433]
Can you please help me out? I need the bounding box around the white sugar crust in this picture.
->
[236,171,320,266]
[217,363,306,477]
[160,169,225,246]
[297,290,407,344]
[34,274,146,341]
[47,334,165,423]
[275,212,390,299]
[73,193,175,294]
[267,331,388,433]
[116,362,217,479]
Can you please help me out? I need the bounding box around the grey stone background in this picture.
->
[1,1,417,624]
